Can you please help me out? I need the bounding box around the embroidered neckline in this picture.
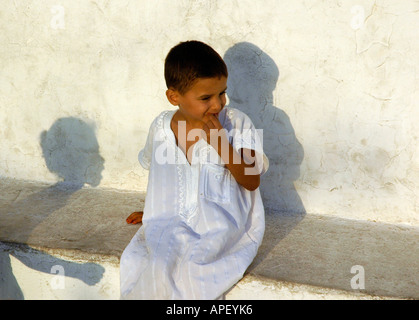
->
[160,107,234,225]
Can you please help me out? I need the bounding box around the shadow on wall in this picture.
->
[41,117,104,188]
[223,42,306,268]
[0,117,105,299]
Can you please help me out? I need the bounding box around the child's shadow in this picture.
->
[224,42,306,269]
[0,117,105,299]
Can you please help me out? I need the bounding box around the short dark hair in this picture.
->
[164,40,228,94]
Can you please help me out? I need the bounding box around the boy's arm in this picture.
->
[218,142,260,191]
[202,114,261,191]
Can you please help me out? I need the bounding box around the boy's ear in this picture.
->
[166,88,181,106]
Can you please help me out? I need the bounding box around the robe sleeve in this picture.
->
[138,119,157,170]
[227,109,269,175]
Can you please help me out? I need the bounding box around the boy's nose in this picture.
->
[211,97,224,113]
[209,106,222,116]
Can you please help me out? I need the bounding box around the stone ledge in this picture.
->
[1,241,391,300]
[248,211,419,299]
[0,177,142,257]
[1,177,418,299]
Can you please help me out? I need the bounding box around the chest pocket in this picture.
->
[200,164,231,204]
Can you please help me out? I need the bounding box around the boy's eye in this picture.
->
[200,91,225,101]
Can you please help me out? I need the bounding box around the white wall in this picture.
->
[1,0,418,225]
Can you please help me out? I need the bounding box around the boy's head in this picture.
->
[164,40,228,95]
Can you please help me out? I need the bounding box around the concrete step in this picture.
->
[1,177,417,299]
[0,242,391,300]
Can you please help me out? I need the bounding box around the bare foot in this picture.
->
[126,211,143,224]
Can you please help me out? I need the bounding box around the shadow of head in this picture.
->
[224,42,279,109]
[40,117,104,188]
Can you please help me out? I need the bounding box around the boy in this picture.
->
[121,41,268,299]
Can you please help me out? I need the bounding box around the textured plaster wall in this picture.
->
[1,0,418,225]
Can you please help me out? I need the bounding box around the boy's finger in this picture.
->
[203,114,221,128]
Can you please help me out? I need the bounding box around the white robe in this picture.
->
[120,107,269,300]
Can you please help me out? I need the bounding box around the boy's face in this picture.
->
[167,76,227,124]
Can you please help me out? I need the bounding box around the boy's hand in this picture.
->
[126,211,143,224]
[201,113,227,148]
